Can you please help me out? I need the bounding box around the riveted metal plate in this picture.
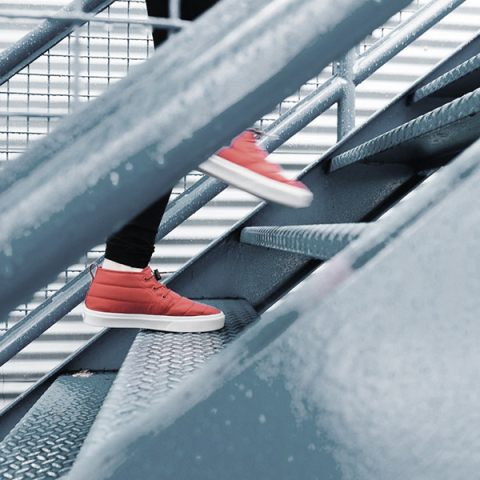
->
[75,300,259,459]
[0,372,115,479]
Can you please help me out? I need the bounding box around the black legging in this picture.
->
[105,0,219,268]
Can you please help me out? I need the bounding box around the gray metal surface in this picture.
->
[0,0,411,323]
[69,300,259,475]
[63,134,480,480]
[353,0,468,85]
[413,51,480,103]
[240,223,368,260]
[0,372,114,479]
[330,87,480,172]
[0,0,116,86]
[0,0,458,372]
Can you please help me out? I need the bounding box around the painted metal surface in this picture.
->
[62,134,480,480]
[0,328,137,443]
[0,0,117,86]
[353,0,468,85]
[335,49,357,140]
[413,51,480,102]
[240,223,368,260]
[330,87,480,172]
[0,0,466,369]
[0,0,412,325]
[68,300,259,475]
[0,373,115,479]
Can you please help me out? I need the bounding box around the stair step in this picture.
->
[0,372,115,479]
[240,224,368,259]
[330,88,480,172]
[71,299,259,465]
[413,52,480,103]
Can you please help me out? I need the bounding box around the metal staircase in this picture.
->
[0,0,479,478]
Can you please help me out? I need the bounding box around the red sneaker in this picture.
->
[198,131,313,208]
[83,266,225,332]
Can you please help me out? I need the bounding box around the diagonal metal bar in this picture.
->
[0,0,117,87]
[353,0,468,85]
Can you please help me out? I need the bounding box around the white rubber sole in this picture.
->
[198,155,313,208]
[83,306,225,333]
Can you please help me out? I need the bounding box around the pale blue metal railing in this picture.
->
[0,0,468,367]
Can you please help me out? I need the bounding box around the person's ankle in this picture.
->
[102,258,144,273]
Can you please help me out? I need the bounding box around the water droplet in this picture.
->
[110,172,119,186]
[259,414,266,424]
[245,389,253,399]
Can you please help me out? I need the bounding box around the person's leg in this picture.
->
[86,0,225,333]
[85,0,313,333]
[104,0,221,271]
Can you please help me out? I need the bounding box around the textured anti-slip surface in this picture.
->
[413,51,480,102]
[73,299,259,459]
[0,373,115,479]
[330,87,480,171]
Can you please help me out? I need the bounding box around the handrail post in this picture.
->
[334,48,357,140]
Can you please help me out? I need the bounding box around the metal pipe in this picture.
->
[353,0,468,85]
[0,0,116,86]
[0,0,411,356]
[335,48,357,140]
[259,76,344,153]
[0,9,189,29]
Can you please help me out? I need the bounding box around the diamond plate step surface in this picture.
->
[330,87,480,172]
[413,51,480,103]
[240,224,368,260]
[72,299,259,465]
[0,372,115,479]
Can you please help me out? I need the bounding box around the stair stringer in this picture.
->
[64,138,480,480]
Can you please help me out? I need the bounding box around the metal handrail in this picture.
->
[0,0,467,367]
[0,0,116,86]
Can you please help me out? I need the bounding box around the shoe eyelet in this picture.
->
[152,286,158,291]
[162,295,166,299]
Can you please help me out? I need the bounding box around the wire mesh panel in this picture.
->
[0,0,478,410]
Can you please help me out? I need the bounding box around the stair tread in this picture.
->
[240,224,368,259]
[330,87,480,172]
[413,51,480,102]
[73,299,259,463]
[0,372,115,479]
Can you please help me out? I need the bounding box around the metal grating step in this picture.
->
[413,51,480,102]
[0,372,115,479]
[240,224,368,260]
[330,87,480,172]
[71,299,259,466]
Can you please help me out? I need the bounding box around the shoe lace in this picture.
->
[146,269,171,297]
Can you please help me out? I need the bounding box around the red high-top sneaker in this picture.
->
[83,266,224,332]
[199,131,313,208]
